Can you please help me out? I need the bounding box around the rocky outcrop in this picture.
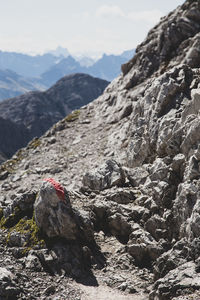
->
[0,0,200,299]
[82,160,125,191]
[121,0,200,87]
[0,267,19,299]
[34,178,93,242]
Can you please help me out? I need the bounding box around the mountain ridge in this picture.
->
[0,0,199,299]
[41,51,135,86]
[0,49,134,101]
[0,73,109,162]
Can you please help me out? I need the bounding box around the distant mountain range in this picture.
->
[0,69,46,101]
[0,73,109,161]
[0,50,60,77]
[47,46,70,58]
[41,51,135,86]
[0,48,134,101]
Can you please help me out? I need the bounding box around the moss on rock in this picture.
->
[6,215,45,250]
[0,208,3,220]
[65,110,80,122]
[0,148,25,175]
[27,138,41,150]
[0,215,7,229]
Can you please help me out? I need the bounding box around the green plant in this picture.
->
[27,138,41,149]
[0,215,7,229]
[6,215,45,250]
[65,110,80,122]
[0,208,3,220]
[0,148,25,174]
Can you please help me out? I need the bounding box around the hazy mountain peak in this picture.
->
[47,46,70,58]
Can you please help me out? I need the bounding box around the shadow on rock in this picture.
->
[33,178,106,285]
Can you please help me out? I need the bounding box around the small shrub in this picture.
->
[65,110,80,122]
[0,148,25,174]
[27,138,41,149]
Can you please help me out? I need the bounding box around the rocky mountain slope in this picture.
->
[0,73,108,162]
[0,0,200,299]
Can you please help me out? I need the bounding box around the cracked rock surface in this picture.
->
[0,0,200,299]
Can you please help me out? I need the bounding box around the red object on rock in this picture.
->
[44,178,65,201]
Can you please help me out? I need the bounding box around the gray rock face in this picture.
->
[34,179,78,239]
[0,267,19,299]
[82,160,125,190]
[2,190,36,228]
[25,252,43,271]
[150,262,200,300]
[1,1,200,299]
[125,166,149,187]
[121,0,200,87]
[128,228,164,267]
[34,179,94,243]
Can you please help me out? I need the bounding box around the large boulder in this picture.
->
[34,178,78,239]
[82,159,125,191]
[127,227,164,267]
[34,178,94,242]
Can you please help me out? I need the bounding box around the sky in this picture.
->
[0,0,185,57]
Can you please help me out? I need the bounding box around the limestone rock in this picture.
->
[150,262,200,300]
[34,179,78,239]
[145,215,167,241]
[0,267,19,299]
[34,178,94,243]
[122,0,200,88]
[153,239,191,281]
[127,228,164,266]
[25,252,43,271]
[82,160,125,191]
[173,181,200,238]
[105,187,136,204]
[3,190,36,225]
[125,166,149,187]
[0,1,200,299]
[171,153,185,176]
[108,213,132,242]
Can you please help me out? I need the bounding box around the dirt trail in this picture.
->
[76,283,147,300]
